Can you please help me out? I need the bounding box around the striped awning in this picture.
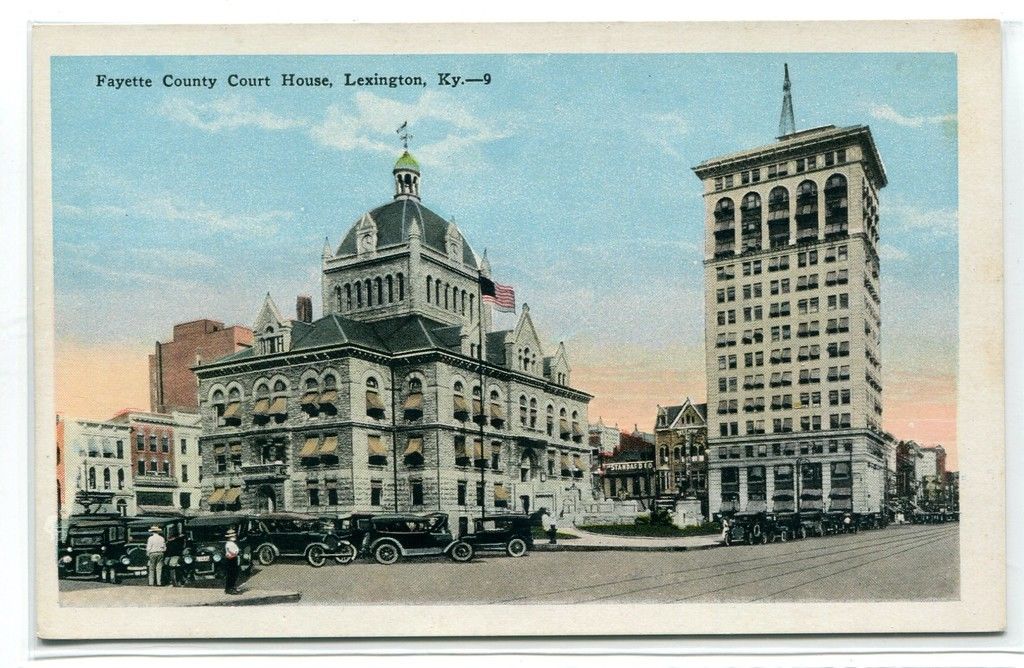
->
[572,423,584,437]
[403,437,423,457]
[494,484,509,501]
[453,395,469,416]
[454,438,468,457]
[222,402,241,418]
[207,488,225,504]
[572,454,584,470]
[300,391,319,406]
[402,392,423,411]
[559,419,570,435]
[368,435,387,456]
[229,442,242,454]
[490,403,505,421]
[472,399,484,416]
[222,487,242,504]
[473,439,484,459]
[319,389,338,404]
[268,397,288,415]
[252,398,270,415]
[560,453,571,470]
[299,436,319,458]
[319,435,339,455]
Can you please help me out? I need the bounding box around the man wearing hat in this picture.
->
[223,528,241,595]
[145,525,166,587]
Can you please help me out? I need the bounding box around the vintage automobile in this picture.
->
[821,510,858,534]
[323,513,375,560]
[361,513,474,565]
[254,512,357,567]
[184,514,268,580]
[721,511,772,546]
[113,515,190,583]
[767,511,807,542]
[58,514,128,582]
[461,514,533,557]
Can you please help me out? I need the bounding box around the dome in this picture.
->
[394,150,420,172]
[336,197,480,269]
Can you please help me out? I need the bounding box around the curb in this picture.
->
[532,542,721,553]
[197,591,302,607]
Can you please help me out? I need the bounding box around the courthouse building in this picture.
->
[695,71,888,518]
[194,150,593,526]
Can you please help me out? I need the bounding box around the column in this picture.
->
[738,466,748,511]
[821,461,832,510]
[765,467,776,511]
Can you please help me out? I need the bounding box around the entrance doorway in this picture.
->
[519,495,531,515]
[256,486,276,513]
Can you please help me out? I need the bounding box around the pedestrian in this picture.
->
[540,508,556,545]
[145,525,166,587]
[223,528,241,595]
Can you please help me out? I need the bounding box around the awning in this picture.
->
[319,389,338,404]
[299,436,319,458]
[252,398,270,415]
[572,454,584,470]
[229,442,242,454]
[402,392,423,411]
[572,423,584,437]
[300,391,319,406]
[490,403,505,422]
[319,435,339,455]
[494,484,509,501]
[473,439,484,459]
[403,437,423,457]
[222,402,241,418]
[366,391,385,411]
[560,453,571,470]
[453,395,469,416]
[222,487,242,504]
[454,438,468,457]
[268,397,288,415]
[560,419,570,435]
[213,444,227,455]
[367,435,387,456]
[472,399,484,417]
[207,488,225,504]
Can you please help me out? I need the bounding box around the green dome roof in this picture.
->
[394,151,420,172]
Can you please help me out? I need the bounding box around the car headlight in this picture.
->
[60,555,72,564]
[91,554,101,562]
[213,553,222,562]
[121,557,130,565]
[66,546,72,552]
[844,517,852,524]
[184,556,193,565]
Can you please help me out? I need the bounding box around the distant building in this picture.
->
[896,439,922,505]
[597,431,655,503]
[943,470,959,511]
[918,445,947,510]
[654,398,709,517]
[61,418,135,518]
[149,319,253,414]
[589,420,620,458]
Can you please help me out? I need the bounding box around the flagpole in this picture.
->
[476,268,487,520]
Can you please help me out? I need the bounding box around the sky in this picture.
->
[51,53,959,467]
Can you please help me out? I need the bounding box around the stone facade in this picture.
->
[194,150,593,527]
[694,118,889,518]
[62,419,135,518]
[653,399,709,518]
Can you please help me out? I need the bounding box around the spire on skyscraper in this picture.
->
[778,63,796,138]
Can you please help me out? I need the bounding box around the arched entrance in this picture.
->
[256,486,276,513]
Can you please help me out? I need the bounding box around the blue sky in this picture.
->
[51,52,959,443]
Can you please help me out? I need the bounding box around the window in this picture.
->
[136,434,144,451]
[181,464,188,483]
[370,480,383,506]
[137,460,145,475]
[115,440,123,459]
[491,442,502,470]
[162,461,170,475]
[411,480,424,506]
[457,480,467,506]
[475,481,485,506]
[149,435,157,452]
[117,469,124,490]
[308,487,320,507]
[180,438,187,455]
[161,435,169,453]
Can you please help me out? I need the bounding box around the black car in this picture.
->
[58,514,128,582]
[184,514,268,580]
[113,515,190,584]
[721,511,772,546]
[822,510,858,534]
[768,511,807,541]
[322,513,375,558]
[255,512,357,567]
[462,514,533,557]
[361,513,474,565]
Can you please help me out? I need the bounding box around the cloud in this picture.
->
[868,103,956,128]
[878,242,909,261]
[159,97,306,132]
[884,198,958,236]
[309,90,509,166]
[55,195,294,239]
[634,112,691,158]
[62,240,218,270]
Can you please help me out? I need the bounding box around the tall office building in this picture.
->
[694,68,888,518]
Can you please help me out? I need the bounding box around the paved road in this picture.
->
[230,522,957,604]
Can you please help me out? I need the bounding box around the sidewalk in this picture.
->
[532,525,722,552]
[60,583,301,607]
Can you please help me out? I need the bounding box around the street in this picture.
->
[60,523,958,605]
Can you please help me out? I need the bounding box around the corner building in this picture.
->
[194,151,593,526]
[693,124,887,518]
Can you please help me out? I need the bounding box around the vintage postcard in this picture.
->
[32,21,1004,639]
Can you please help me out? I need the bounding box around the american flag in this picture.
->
[479,275,516,313]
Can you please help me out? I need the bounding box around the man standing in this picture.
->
[540,508,556,545]
[145,525,166,587]
[223,528,241,595]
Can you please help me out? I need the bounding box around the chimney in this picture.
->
[296,295,313,323]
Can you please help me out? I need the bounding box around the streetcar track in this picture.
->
[577,526,954,604]
[496,525,948,604]
[665,528,955,603]
[749,530,957,602]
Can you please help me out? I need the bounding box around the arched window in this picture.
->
[741,192,762,253]
[444,284,450,310]
[375,276,384,305]
[396,273,405,300]
[272,380,286,393]
[714,197,735,223]
[489,389,505,427]
[571,410,581,442]
[364,278,373,307]
[323,374,337,390]
[426,275,433,303]
[519,395,528,426]
[88,467,96,489]
[472,385,485,424]
[824,174,849,236]
[356,281,363,308]
[387,275,394,303]
[714,197,736,257]
[117,469,125,490]
[365,377,384,419]
[335,285,343,312]
[435,279,442,306]
[461,290,467,315]
[103,467,111,489]
[254,383,269,398]
[228,387,241,402]
[116,499,127,516]
[409,377,422,393]
[768,186,790,248]
[529,397,538,428]
[522,347,531,371]
[546,404,555,436]
[403,377,423,420]
[559,408,570,440]
[469,294,474,320]
[453,381,468,421]
[345,284,353,311]
[795,180,819,242]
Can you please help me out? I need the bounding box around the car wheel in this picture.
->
[506,538,528,558]
[333,540,358,565]
[108,567,118,584]
[449,541,474,563]
[779,529,788,543]
[98,567,107,582]
[760,531,770,545]
[799,526,808,540]
[256,545,276,567]
[306,545,327,568]
[373,542,400,565]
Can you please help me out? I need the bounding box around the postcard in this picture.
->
[32,21,1004,638]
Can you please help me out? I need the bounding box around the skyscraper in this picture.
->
[694,68,888,520]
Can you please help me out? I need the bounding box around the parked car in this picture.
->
[722,511,772,546]
[767,512,806,541]
[114,515,190,583]
[821,510,858,534]
[361,513,474,565]
[255,512,357,567]
[58,514,128,582]
[323,513,375,560]
[184,514,268,580]
[462,514,533,557]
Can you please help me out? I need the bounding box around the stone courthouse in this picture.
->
[194,151,593,526]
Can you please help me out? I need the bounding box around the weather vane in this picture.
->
[397,121,412,150]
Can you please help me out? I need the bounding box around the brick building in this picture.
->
[596,431,655,503]
[653,398,709,517]
[194,150,593,526]
[149,319,253,414]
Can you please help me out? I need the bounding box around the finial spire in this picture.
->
[778,63,796,138]
[397,120,412,150]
